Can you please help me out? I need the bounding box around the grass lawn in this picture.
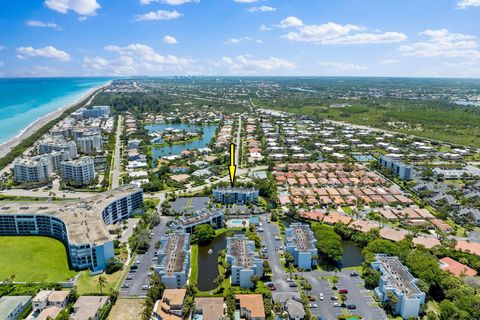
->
[76,270,123,295]
[108,298,145,320]
[0,236,77,282]
[189,244,199,284]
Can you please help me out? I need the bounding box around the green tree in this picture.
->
[97,275,107,295]
[193,224,215,245]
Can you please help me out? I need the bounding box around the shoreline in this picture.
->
[0,81,111,159]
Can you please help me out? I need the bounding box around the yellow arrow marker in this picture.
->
[229,143,236,187]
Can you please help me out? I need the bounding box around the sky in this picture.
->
[1,0,480,77]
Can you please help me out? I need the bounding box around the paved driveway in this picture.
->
[120,216,170,297]
[259,215,296,293]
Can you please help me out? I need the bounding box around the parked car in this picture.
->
[319,293,324,301]
[347,304,357,310]
[142,285,150,290]
[309,303,318,308]
[333,302,341,307]
[126,275,133,280]
[350,271,359,277]
[289,283,297,288]
[121,283,129,288]
[339,289,349,294]
[267,283,276,290]
[330,296,338,301]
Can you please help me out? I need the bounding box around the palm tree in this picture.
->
[97,275,107,295]
[386,291,399,315]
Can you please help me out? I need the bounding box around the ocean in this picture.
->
[0,77,112,144]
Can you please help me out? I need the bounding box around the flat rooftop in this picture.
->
[289,225,315,252]
[0,184,141,245]
[376,255,422,299]
[162,234,188,275]
[228,236,255,269]
[214,187,257,193]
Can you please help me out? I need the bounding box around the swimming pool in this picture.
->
[226,219,250,228]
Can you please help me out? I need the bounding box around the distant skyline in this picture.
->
[1,0,480,77]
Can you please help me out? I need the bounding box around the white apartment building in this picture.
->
[78,134,103,154]
[38,138,78,159]
[60,157,95,186]
[13,155,53,183]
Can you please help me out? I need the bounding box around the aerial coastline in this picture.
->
[0,81,110,159]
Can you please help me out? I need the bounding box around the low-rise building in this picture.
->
[0,296,32,320]
[439,257,477,277]
[154,233,190,288]
[60,157,95,186]
[153,289,186,320]
[32,290,69,311]
[177,209,224,234]
[379,156,413,180]
[227,235,263,288]
[284,298,305,320]
[193,297,225,320]
[71,296,109,320]
[285,223,317,270]
[371,254,425,319]
[235,294,265,320]
[212,187,259,205]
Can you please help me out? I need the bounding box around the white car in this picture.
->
[319,293,324,301]
[142,285,150,290]
[309,303,318,308]
[333,302,341,307]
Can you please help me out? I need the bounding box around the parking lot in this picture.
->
[119,217,170,297]
[259,215,386,320]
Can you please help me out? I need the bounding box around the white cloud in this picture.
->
[26,20,60,29]
[0,46,4,51]
[44,0,100,16]
[259,24,272,32]
[134,10,182,21]
[318,61,367,70]
[225,37,251,44]
[380,59,399,65]
[248,5,276,12]
[164,35,178,44]
[84,43,193,75]
[399,29,480,59]
[281,20,407,45]
[457,0,480,9]
[140,0,199,5]
[215,55,295,74]
[279,16,304,28]
[16,46,71,61]
[234,0,262,3]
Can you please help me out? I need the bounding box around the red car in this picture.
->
[339,289,349,294]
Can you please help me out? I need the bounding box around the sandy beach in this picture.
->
[0,82,110,159]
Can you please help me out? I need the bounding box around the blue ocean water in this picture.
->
[0,77,112,144]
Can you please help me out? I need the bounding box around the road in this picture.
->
[120,216,171,297]
[111,115,123,189]
[259,216,295,293]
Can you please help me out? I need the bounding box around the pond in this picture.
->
[340,240,364,268]
[145,123,218,162]
[280,219,364,268]
[197,230,244,291]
